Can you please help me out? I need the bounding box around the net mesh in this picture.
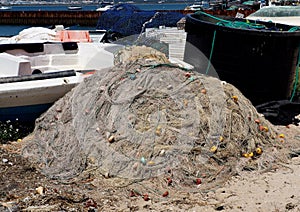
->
[22,46,289,191]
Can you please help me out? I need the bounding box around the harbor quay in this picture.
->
[0,9,256,27]
[0,11,102,26]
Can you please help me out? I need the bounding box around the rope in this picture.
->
[197,11,300,32]
[288,27,300,101]
[203,11,265,75]
[206,29,217,75]
[290,45,300,102]
[195,11,266,30]
[289,26,300,32]
[198,11,300,101]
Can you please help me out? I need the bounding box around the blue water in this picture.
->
[7,3,192,11]
[0,25,34,37]
[0,3,192,36]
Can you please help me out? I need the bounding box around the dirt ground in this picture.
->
[0,123,299,212]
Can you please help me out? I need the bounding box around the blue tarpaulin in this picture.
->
[96,4,184,36]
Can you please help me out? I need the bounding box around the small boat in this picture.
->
[184,11,300,105]
[96,5,114,12]
[185,4,203,11]
[0,41,122,123]
[247,6,300,26]
[68,6,82,10]
[184,2,210,11]
[96,0,114,12]
[0,6,12,10]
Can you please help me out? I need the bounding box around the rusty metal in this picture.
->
[0,11,102,26]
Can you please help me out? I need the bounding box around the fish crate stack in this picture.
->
[145,26,187,61]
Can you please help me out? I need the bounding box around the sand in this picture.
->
[0,124,299,211]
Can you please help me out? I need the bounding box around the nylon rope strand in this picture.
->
[288,26,300,102]
[201,11,265,75]
[197,11,265,30]
[206,28,217,75]
[290,43,300,102]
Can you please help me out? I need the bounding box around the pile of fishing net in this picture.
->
[22,46,291,191]
[96,4,184,37]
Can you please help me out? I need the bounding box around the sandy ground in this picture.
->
[1,124,300,211]
[127,124,300,212]
[196,124,300,212]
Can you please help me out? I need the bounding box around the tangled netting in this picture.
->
[22,46,290,191]
[96,4,184,36]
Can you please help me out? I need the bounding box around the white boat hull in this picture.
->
[0,72,88,122]
[247,16,300,26]
[246,6,300,26]
[0,40,123,122]
[0,73,84,108]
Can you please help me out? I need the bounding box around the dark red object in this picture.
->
[185,72,191,78]
[167,177,172,186]
[162,191,169,197]
[195,178,202,185]
[130,190,138,197]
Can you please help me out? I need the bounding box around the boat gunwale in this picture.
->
[184,12,300,105]
[187,12,300,36]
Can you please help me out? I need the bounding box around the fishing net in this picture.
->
[96,4,184,36]
[22,46,289,191]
